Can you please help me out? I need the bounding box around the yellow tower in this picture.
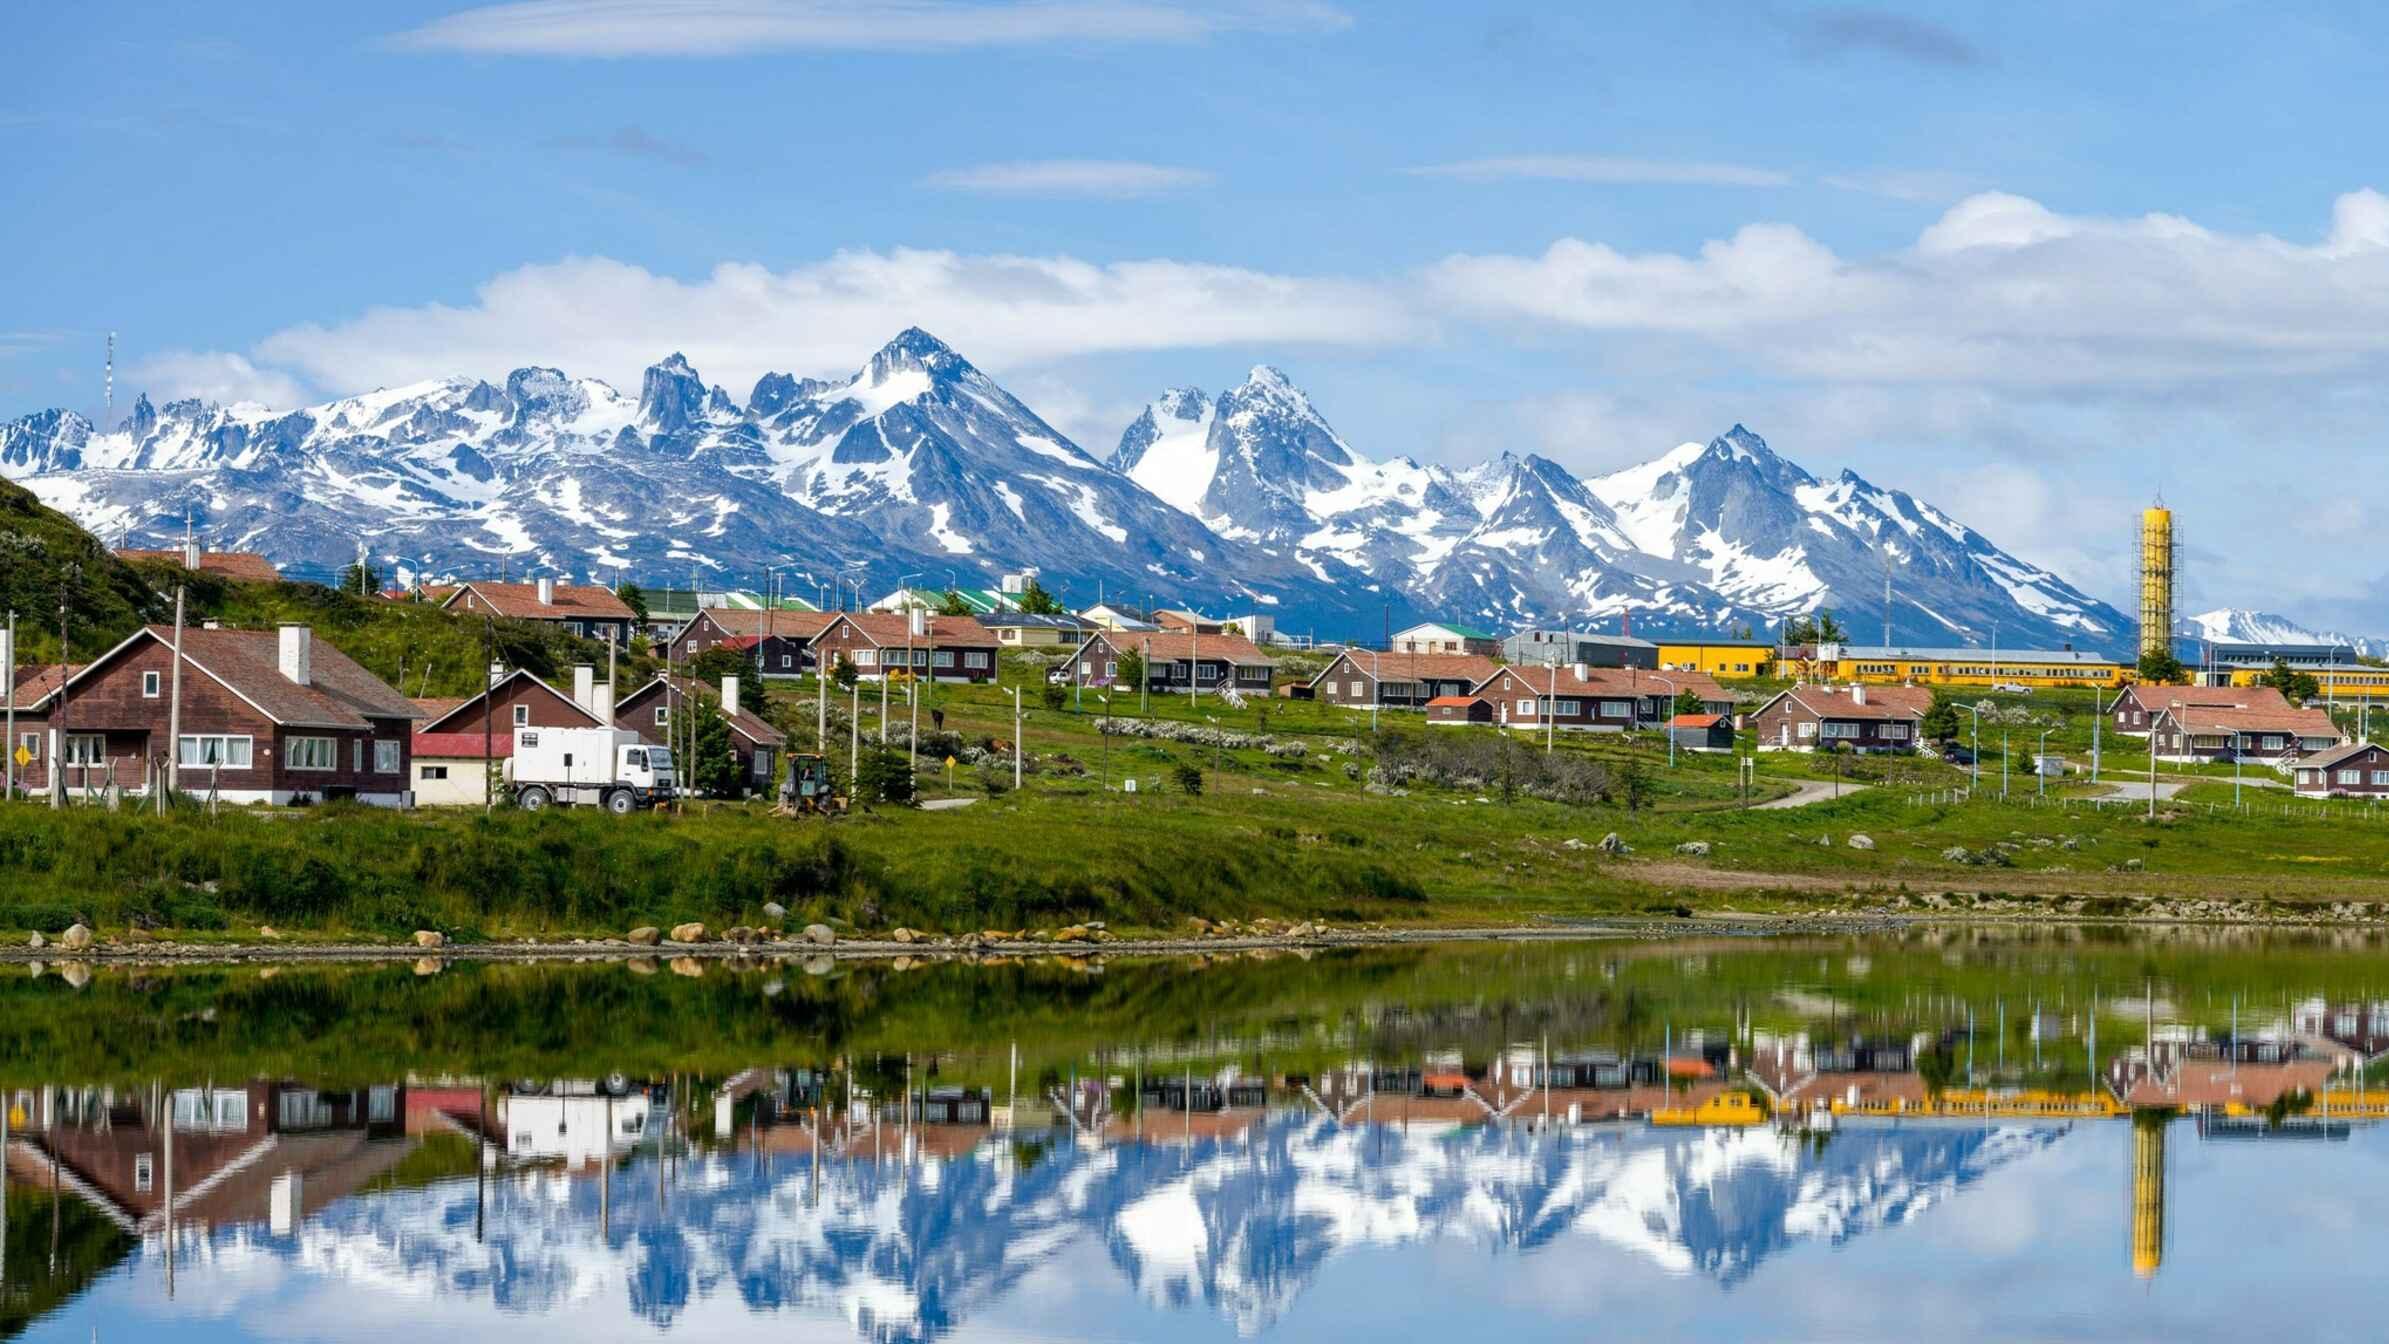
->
[2131,1111,2167,1279]
[2139,505,2174,661]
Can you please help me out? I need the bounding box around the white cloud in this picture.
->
[1425,189,2389,387]
[921,159,1214,198]
[124,350,310,410]
[246,248,1422,404]
[386,0,1349,56]
[1406,155,1791,188]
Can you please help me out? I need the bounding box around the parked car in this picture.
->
[1941,746,1976,766]
[1993,682,2033,695]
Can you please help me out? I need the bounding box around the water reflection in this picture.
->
[6,948,2389,1341]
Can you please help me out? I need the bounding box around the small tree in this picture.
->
[689,699,743,797]
[1015,577,1064,616]
[832,653,858,689]
[340,560,383,596]
[1670,688,1705,718]
[1040,682,1067,712]
[1814,609,1847,644]
[2136,648,2186,685]
[2258,657,2321,705]
[1114,645,1146,691]
[1922,694,1962,744]
[935,588,974,616]
[856,747,916,805]
[1172,762,1204,796]
[690,646,769,715]
[614,582,649,623]
[1618,758,1655,813]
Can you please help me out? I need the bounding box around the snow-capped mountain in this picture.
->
[117,1114,2068,1342]
[2180,609,2386,658]
[3,338,2130,646]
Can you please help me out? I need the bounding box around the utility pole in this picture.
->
[482,616,495,813]
[1012,685,1023,791]
[3,608,14,801]
[52,566,74,808]
[163,587,186,812]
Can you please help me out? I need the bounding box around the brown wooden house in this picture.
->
[808,613,1000,683]
[1749,683,1931,753]
[440,578,638,645]
[666,608,837,671]
[2107,683,2287,737]
[409,667,610,806]
[2150,702,2345,765]
[615,673,787,795]
[1307,651,1501,709]
[115,541,283,584]
[1471,663,1733,732]
[1067,630,1277,694]
[39,624,420,805]
[1425,694,1493,725]
[2293,742,2389,798]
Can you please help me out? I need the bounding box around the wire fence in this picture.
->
[1902,787,2389,822]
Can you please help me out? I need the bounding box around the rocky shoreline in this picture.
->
[2,893,2384,969]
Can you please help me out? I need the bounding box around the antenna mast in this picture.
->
[104,331,115,426]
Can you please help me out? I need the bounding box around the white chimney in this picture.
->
[722,674,741,720]
[1572,662,1589,682]
[536,576,556,606]
[277,624,313,687]
[572,664,595,713]
[908,608,928,639]
[1851,683,1867,705]
[489,661,506,688]
[594,682,616,724]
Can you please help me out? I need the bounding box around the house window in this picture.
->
[178,735,254,769]
[1884,723,1911,739]
[2373,771,2389,786]
[1081,661,1095,676]
[1516,698,1535,716]
[964,652,989,669]
[1349,680,1365,696]
[1798,722,1819,739]
[287,736,337,771]
[654,706,670,726]
[63,734,105,766]
[513,705,531,727]
[142,670,161,698]
[2339,769,2362,785]
[1555,698,1582,714]
[2263,735,2285,751]
[1822,723,1861,739]
[16,733,38,761]
[421,765,450,781]
[353,739,366,772]
[134,1154,154,1193]
[855,649,877,667]
[1599,699,1633,717]
[780,654,794,669]
[566,621,585,637]
[374,741,402,774]
[932,650,955,669]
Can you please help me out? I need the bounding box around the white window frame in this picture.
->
[287,736,337,771]
[2373,770,2389,786]
[1598,699,1633,718]
[63,733,106,767]
[1516,698,1535,716]
[134,1153,154,1193]
[374,740,402,774]
[1555,698,1583,715]
[1822,722,1862,739]
[1883,723,1911,740]
[855,649,877,667]
[353,739,365,772]
[780,654,795,670]
[177,735,254,769]
[142,670,161,698]
[2338,768,2362,785]
[16,732,39,762]
[421,764,450,781]
[513,704,531,727]
[964,651,989,669]
[932,650,956,669]
[1797,721,1819,739]
[653,705,670,726]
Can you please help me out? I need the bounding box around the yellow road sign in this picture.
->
[10,745,28,768]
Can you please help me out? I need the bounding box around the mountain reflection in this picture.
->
[7,951,2389,1341]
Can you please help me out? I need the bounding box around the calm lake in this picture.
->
[7,929,2389,1342]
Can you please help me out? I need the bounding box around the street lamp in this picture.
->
[2036,728,2050,797]
[1365,648,1382,732]
[1647,673,1678,769]
[1961,703,1982,793]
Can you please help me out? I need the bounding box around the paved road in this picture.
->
[921,797,982,811]
[2084,774,2285,803]
[1753,779,1872,809]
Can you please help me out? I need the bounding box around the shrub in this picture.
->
[856,748,917,805]
[1173,763,1204,796]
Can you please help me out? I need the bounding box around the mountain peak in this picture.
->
[638,353,714,434]
[1243,364,1295,391]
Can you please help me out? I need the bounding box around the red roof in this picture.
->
[826,612,996,647]
[693,609,835,639]
[1425,695,1485,707]
[412,731,513,760]
[1087,629,1278,667]
[8,663,80,710]
[1310,651,1500,687]
[440,581,636,622]
[1671,713,1725,728]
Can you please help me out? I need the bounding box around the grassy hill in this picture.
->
[3,477,646,696]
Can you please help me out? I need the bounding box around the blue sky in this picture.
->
[9,2,2389,627]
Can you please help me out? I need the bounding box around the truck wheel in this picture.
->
[518,786,552,812]
[604,788,636,816]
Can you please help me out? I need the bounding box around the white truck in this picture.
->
[504,727,675,814]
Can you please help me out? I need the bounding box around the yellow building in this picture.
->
[2218,664,2389,693]
[1814,644,2127,689]
[1655,640,1778,679]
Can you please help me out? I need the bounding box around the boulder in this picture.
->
[412,957,443,977]
[1675,841,1712,857]
[625,957,658,975]
[413,930,445,949]
[57,924,92,951]
[725,925,759,945]
[1562,837,1588,851]
[26,932,44,950]
[668,956,704,978]
[802,923,837,947]
[1596,833,1627,856]
[258,925,281,940]
[893,927,918,944]
[58,962,90,989]
[801,955,836,976]
[626,926,661,946]
[1941,846,1974,863]
[1847,834,1875,851]
[761,901,788,921]
[668,922,707,943]
[1054,925,1092,943]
